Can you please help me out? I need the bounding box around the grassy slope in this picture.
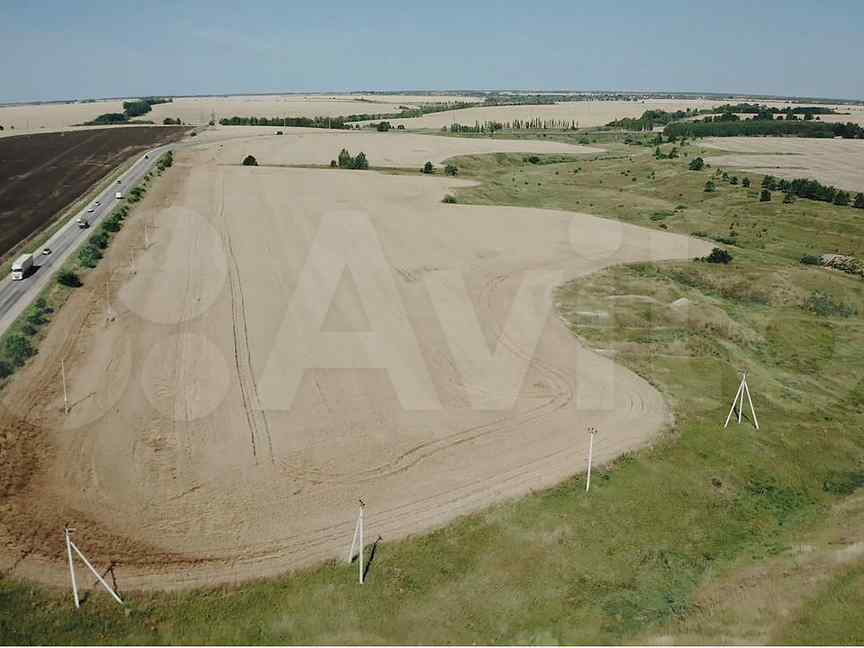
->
[2,139,863,644]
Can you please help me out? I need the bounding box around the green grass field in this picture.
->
[2,137,863,644]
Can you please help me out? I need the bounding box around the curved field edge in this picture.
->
[2,138,864,644]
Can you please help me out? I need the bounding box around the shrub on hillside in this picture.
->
[804,290,857,318]
[78,245,102,268]
[58,270,82,287]
[4,334,35,367]
[701,247,733,264]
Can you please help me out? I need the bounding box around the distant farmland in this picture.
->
[0,126,187,259]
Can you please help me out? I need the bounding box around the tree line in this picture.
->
[663,119,864,139]
[762,175,864,207]
[85,96,172,125]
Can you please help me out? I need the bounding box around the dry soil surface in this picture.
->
[372,99,733,130]
[0,95,478,132]
[190,126,603,167]
[703,137,864,193]
[0,131,710,590]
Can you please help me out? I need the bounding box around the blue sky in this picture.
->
[1,0,861,102]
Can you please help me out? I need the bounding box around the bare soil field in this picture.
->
[0,95,478,132]
[0,126,188,259]
[191,126,602,167]
[0,100,126,133]
[0,132,709,590]
[703,137,864,193]
[372,99,732,130]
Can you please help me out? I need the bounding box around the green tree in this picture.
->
[445,163,458,176]
[242,155,258,166]
[834,191,850,206]
[854,193,864,209]
[0,359,12,378]
[704,180,716,193]
[783,192,796,204]
[376,121,391,132]
[78,245,102,268]
[57,270,82,287]
[760,189,772,202]
[338,148,353,168]
[353,152,369,170]
[4,334,35,367]
[742,177,751,188]
[688,157,704,171]
[730,176,739,185]
[704,247,733,264]
[423,161,434,174]
[762,175,777,191]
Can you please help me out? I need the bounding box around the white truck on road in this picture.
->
[115,191,124,199]
[11,253,34,281]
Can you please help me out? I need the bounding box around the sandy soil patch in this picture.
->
[0,136,709,589]
[703,137,864,193]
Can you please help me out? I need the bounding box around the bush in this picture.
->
[800,254,820,265]
[330,160,337,168]
[422,161,434,174]
[803,290,857,318]
[762,175,777,191]
[703,247,733,264]
[760,189,772,202]
[834,191,850,206]
[353,152,369,170]
[0,359,12,379]
[5,334,35,367]
[730,176,739,185]
[338,148,353,168]
[58,270,82,287]
[855,193,864,209]
[742,177,751,188]
[78,245,102,268]
[242,155,258,166]
[445,163,458,176]
[704,180,716,193]
[89,231,111,249]
[25,306,46,327]
[376,121,391,132]
[442,194,457,204]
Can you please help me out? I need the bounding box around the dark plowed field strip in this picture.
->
[0,126,187,258]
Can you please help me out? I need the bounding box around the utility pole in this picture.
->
[586,426,598,493]
[61,359,69,414]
